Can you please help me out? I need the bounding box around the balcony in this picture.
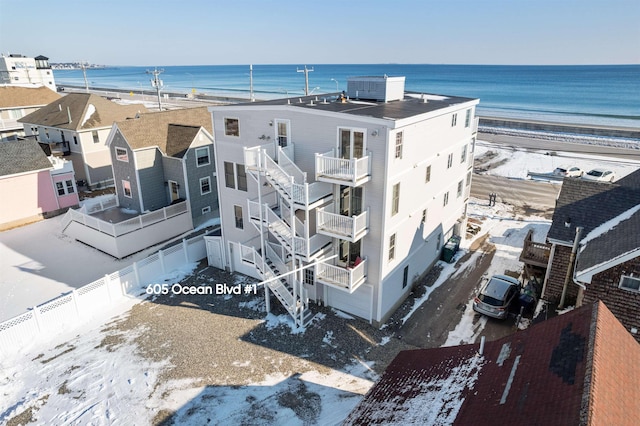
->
[315,149,371,186]
[316,205,369,243]
[519,229,551,268]
[316,257,367,293]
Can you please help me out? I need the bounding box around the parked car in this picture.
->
[472,275,521,319]
[553,166,583,177]
[582,168,615,182]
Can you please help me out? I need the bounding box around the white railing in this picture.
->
[80,194,118,215]
[277,146,306,183]
[0,234,207,357]
[316,257,367,292]
[315,150,371,185]
[316,206,369,242]
[64,201,188,237]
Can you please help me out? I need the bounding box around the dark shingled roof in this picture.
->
[0,139,52,177]
[18,93,146,130]
[577,209,640,274]
[548,172,640,244]
[345,301,640,426]
[230,91,478,120]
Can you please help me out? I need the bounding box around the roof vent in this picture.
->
[58,104,62,111]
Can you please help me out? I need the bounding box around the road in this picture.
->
[470,174,560,213]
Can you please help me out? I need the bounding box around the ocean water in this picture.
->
[53,64,640,128]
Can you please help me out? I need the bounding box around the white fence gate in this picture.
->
[0,235,207,358]
[205,236,225,270]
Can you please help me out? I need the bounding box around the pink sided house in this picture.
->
[0,138,79,231]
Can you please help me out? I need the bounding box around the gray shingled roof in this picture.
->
[576,210,640,274]
[0,139,52,177]
[548,173,640,244]
[18,93,146,130]
[115,107,212,158]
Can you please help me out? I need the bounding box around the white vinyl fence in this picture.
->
[0,234,207,358]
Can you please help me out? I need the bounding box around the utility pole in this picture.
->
[297,65,314,96]
[81,62,89,92]
[249,64,254,102]
[146,68,164,111]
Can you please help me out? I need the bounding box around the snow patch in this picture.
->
[81,104,96,127]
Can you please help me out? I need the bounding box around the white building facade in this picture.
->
[209,76,479,327]
[0,54,56,90]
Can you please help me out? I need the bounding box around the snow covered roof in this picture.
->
[345,301,640,426]
[548,168,640,244]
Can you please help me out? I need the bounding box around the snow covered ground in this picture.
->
[1,139,638,424]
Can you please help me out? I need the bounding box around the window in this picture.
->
[115,147,128,162]
[447,153,453,169]
[65,180,75,194]
[425,165,431,183]
[195,147,210,166]
[237,164,247,191]
[451,113,457,127]
[304,269,314,285]
[437,233,442,250]
[202,206,211,215]
[443,191,449,206]
[122,180,132,198]
[224,162,235,189]
[234,205,244,229]
[395,132,403,159]
[391,183,400,216]
[275,120,289,147]
[619,276,640,292]
[55,182,65,196]
[461,144,467,164]
[457,180,463,198]
[388,234,396,261]
[465,109,472,127]
[73,136,78,145]
[422,209,427,223]
[92,130,100,144]
[403,265,409,289]
[200,177,211,195]
[466,171,472,187]
[224,118,239,136]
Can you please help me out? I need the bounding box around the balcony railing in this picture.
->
[316,257,367,293]
[519,229,551,268]
[316,206,369,242]
[315,149,371,186]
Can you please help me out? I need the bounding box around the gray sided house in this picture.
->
[108,107,218,227]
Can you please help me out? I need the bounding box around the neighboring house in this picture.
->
[208,76,478,326]
[0,54,56,91]
[543,168,640,341]
[18,93,146,188]
[0,85,60,142]
[0,139,79,231]
[107,106,219,227]
[345,301,640,426]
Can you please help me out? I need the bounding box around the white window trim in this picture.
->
[202,206,211,215]
[619,275,640,293]
[274,119,291,147]
[336,127,367,157]
[195,146,210,167]
[395,131,403,159]
[115,147,129,162]
[122,179,132,198]
[224,117,240,137]
[199,176,211,195]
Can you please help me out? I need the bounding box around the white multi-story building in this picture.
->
[0,54,56,90]
[208,76,479,327]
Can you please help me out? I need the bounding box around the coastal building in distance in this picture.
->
[207,76,479,326]
[0,54,56,91]
[0,86,61,142]
[18,93,146,189]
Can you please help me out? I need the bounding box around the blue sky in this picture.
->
[1,0,638,66]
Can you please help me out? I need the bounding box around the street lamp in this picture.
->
[331,78,339,92]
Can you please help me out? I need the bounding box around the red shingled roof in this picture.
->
[345,301,640,426]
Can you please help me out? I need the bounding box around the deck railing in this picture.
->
[316,257,367,292]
